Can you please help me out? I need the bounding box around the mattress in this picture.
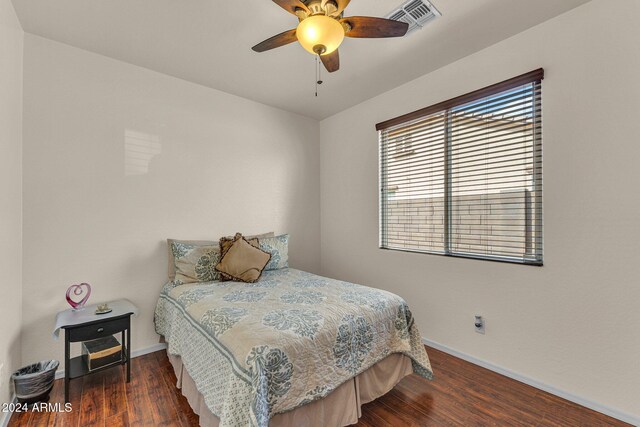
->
[155,268,432,427]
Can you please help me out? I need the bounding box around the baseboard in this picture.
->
[423,337,640,426]
[131,342,168,358]
[0,395,17,427]
[54,342,167,380]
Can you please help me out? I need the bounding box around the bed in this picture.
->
[155,267,433,427]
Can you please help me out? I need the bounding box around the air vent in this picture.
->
[386,0,441,35]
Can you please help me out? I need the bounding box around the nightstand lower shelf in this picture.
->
[67,349,128,379]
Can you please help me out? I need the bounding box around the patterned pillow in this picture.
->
[215,235,271,283]
[259,234,289,270]
[173,242,221,284]
[167,239,215,281]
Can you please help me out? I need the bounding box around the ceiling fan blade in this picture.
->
[272,0,309,15]
[322,0,351,16]
[252,29,298,52]
[341,16,409,38]
[320,50,340,73]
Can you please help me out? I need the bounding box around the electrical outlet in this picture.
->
[474,315,485,334]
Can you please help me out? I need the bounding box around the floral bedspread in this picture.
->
[154,268,432,427]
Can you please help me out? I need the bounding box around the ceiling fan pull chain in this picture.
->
[315,54,324,97]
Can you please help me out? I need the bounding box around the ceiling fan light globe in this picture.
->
[296,15,345,55]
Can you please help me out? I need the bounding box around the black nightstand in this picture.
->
[56,300,136,403]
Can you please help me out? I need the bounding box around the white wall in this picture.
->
[21,34,320,365]
[0,0,23,407]
[320,0,640,421]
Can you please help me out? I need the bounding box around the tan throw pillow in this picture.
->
[167,232,273,280]
[219,234,262,281]
[220,235,260,257]
[215,235,271,283]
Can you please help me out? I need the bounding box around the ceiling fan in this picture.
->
[252,0,409,73]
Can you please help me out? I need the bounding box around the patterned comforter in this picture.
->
[155,268,432,427]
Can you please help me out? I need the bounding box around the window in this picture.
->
[377,69,543,265]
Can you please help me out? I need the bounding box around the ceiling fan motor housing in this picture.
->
[301,0,339,18]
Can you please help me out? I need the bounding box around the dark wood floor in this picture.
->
[8,346,629,427]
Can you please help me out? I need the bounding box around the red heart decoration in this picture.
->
[66,283,92,310]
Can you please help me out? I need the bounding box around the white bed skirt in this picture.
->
[167,350,414,427]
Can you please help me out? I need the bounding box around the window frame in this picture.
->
[377,69,544,266]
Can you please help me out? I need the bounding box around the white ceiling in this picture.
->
[12,0,590,120]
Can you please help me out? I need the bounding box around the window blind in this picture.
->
[378,69,543,265]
